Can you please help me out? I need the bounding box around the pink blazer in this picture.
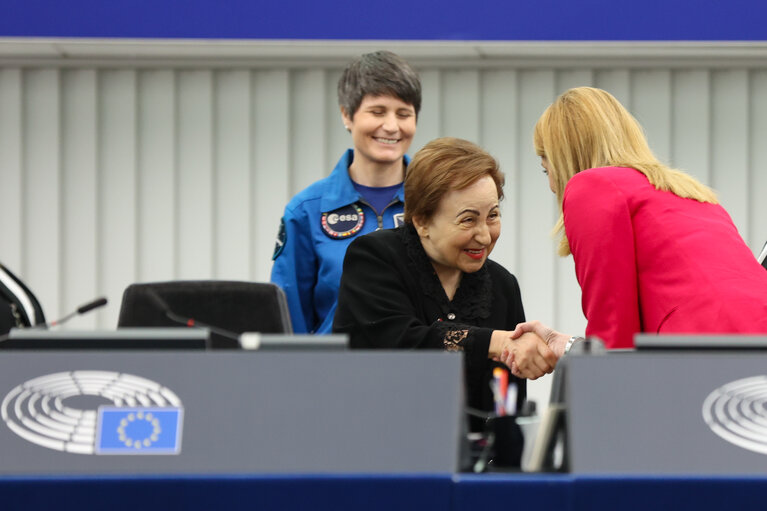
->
[563,166,767,349]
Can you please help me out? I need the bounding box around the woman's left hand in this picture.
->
[511,320,570,358]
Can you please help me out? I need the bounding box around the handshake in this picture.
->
[489,320,572,380]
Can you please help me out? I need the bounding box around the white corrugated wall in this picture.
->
[2,41,766,403]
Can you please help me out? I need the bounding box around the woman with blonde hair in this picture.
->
[511,86,767,354]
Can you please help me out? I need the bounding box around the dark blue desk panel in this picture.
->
[453,474,767,511]
[0,475,452,511]
[573,476,767,511]
[3,474,766,511]
[452,473,573,509]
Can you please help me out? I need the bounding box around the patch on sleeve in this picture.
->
[272,217,287,260]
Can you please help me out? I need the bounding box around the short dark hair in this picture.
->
[404,138,504,224]
[337,51,422,119]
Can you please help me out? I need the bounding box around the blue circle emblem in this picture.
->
[321,204,365,239]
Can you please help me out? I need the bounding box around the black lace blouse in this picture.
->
[333,224,527,424]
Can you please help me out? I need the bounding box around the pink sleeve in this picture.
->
[563,171,640,349]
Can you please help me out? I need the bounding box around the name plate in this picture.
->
[565,350,767,474]
[0,351,464,475]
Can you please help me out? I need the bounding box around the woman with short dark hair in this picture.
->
[271,51,422,334]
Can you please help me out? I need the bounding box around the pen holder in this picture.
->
[488,415,524,470]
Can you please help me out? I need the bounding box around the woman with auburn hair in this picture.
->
[509,86,767,357]
[334,137,556,430]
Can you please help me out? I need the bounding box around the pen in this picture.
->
[492,367,508,416]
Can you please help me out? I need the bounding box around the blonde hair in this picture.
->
[534,86,718,256]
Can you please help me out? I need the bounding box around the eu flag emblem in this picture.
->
[95,407,183,455]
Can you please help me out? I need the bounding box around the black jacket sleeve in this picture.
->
[333,230,493,366]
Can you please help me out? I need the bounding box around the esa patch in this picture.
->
[272,217,287,260]
[393,213,405,228]
[321,203,365,239]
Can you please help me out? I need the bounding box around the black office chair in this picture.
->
[0,263,46,335]
[117,280,292,348]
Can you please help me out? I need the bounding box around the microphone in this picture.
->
[45,297,109,328]
[145,290,240,342]
[44,296,107,328]
[0,296,108,343]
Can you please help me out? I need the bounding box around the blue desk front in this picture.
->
[2,474,765,511]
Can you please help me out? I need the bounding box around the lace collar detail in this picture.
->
[400,224,493,321]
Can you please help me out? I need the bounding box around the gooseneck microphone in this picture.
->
[0,296,109,343]
[145,290,240,342]
[46,297,109,327]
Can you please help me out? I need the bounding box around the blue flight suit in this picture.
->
[270,149,408,334]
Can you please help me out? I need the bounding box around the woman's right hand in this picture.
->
[491,330,557,380]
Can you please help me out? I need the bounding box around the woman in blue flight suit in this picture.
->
[270,51,422,333]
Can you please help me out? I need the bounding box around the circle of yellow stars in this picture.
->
[117,411,162,449]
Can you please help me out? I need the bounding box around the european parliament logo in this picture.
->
[702,375,767,456]
[1,371,184,455]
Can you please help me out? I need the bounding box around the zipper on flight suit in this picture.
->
[358,198,403,230]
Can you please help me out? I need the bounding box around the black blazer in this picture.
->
[333,225,526,427]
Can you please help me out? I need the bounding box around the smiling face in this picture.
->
[414,175,501,282]
[342,94,416,169]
